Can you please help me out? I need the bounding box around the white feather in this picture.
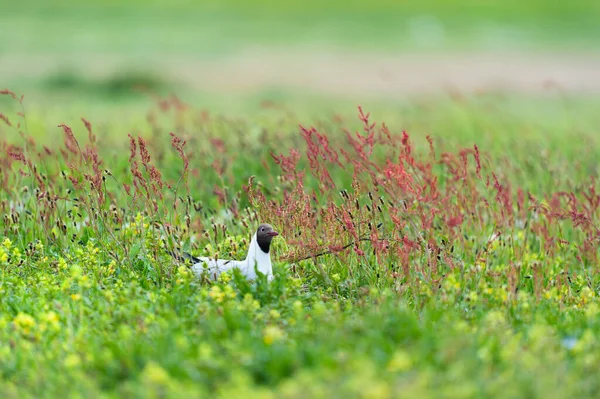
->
[191,232,273,281]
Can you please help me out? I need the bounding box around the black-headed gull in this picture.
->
[186,223,279,281]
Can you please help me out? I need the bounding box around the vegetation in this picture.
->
[2,0,600,396]
[1,88,600,398]
[4,0,600,102]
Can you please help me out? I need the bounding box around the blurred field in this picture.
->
[3,0,600,109]
[3,1,600,398]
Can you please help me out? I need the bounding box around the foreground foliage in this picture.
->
[1,90,599,398]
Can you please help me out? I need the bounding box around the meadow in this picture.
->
[2,0,600,398]
[2,88,600,398]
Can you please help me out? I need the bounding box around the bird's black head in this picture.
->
[256,223,279,254]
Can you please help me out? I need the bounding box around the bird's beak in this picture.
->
[267,231,279,237]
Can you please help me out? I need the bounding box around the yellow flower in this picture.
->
[242,293,261,311]
[58,257,68,270]
[219,271,232,283]
[442,274,460,292]
[2,237,12,249]
[11,247,21,262]
[493,287,509,303]
[387,350,412,372]
[581,286,595,301]
[223,285,237,300]
[13,312,36,335]
[467,291,479,302]
[543,287,564,301]
[70,264,82,279]
[70,293,82,301]
[103,290,114,301]
[105,260,116,276]
[208,286,224,303]
[41,311,60,331]
[269,310,281,320]
[263,325,284,345]
[80,275,91,287]
[64,354,81,368]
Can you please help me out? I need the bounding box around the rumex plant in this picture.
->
[0,90,598,303]
[0,91,198,283]
[247,105,600,299]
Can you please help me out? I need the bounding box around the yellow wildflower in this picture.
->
[263,325,284,345]
[269,309,281,320]
[223,285,236,300]
[219,271,232,283]
[581,286,595,301]
[58,257,68,270]
[208,286,224,303]
[13,312,36,335]
[242,293,260,311]
[41,311,60,331]
[467,291,479,302]
[64,354,81,368]
[387,350,412,372]
[177,265,189,277]
[70,264,82,279]
[105,260,116,276]
[442,274,460,292]
[11,247,21,262]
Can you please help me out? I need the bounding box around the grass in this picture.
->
[5,0,600,53]
[1,87,600,398]
[3,0,600,104]
[3,2,600,396]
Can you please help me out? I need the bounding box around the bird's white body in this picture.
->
[191,232,274,281]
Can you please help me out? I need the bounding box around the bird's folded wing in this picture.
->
[191,257,244,277]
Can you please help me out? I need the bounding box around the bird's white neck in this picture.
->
[245,233,273,280]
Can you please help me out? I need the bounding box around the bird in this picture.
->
[177,223,279,281]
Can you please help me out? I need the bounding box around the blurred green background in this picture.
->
[2,0,600,117]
